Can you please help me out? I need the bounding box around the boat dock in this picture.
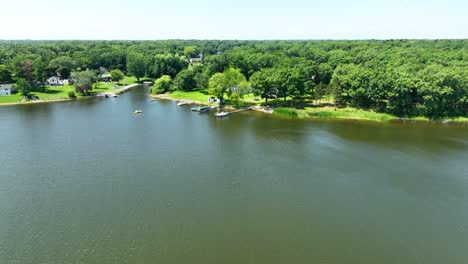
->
[229,107,252,114]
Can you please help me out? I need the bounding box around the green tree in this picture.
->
[173,69,196,91]
[0,65,13,84]
[73,71,97,95]
[148,54,188,78]
[208,73,227,102]
[230,80,250,107]
[110,69,124,84]
[151,75,172,94]
[16,78,31,97]
[208,68,246,103]
[313,82,327,104]
[33,57,48,91]
[250,68,277,104]
[126,52,146,82]
[49,56,75,79]
[184,46,199,58]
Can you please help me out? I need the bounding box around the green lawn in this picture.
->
[0,77,138,104]
[0,93,21,104]
[272,107,396,121]
[168,90,211,103]
[304,107,396,121]
[123,76,138,85]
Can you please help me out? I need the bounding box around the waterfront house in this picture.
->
[47,76,68,86]
[0,84,15,96]
[101,73,112,82]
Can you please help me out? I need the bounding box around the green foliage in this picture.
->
[110,69,124,84]
[0,39,466,118]
[126,52,146,82]
[68,91,76,98]
[73,70,97,94]
[173,69,196,91]
[184,46,199,58]
[208,68,246,103]
[152,75,172,94]
[0,65,13,84]
[148,53,188,78]
[273,107,299,117]
[16,78,31,97]
[49,56,75,79]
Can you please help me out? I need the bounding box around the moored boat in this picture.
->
[191,106,210,112]
[133,110,143,114]
[215,112,229,117]
[199,106,210,112]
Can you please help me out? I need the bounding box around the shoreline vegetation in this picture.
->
[1,40,466,123]
[151,90,468,123]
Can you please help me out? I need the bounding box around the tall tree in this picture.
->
[126,52,146,82]
[73,71,97,95]
[151,75,172,94]
[250,68,277,104]
[110,69,124,84]
[16,78,31,97]
[0,65,13,84]
[208,68,246,103]
[208,73,227,102]
[33,57,48,91]
[48,56,75,79]
[173,69,196,91]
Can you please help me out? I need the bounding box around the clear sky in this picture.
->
[1,0,467,40]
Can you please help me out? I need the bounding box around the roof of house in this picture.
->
[102,73,111,78]
[0,84,14,90]
[190,58,203,62]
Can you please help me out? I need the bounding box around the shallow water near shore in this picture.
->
[1,86,467,264]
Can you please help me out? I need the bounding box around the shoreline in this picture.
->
[0,83,140,107]
[150,93,468,124]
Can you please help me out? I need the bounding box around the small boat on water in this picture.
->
[191,106,210,112]
[104,93,118,98]
[133,110,143,114]
[215,112,229,117]
[199,106,210,112]
[177,101,188,106]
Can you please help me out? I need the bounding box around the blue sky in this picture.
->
[1,0,467,39]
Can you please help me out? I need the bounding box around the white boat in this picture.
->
[177,101,188,106]
[215,112,229,117]
[133,110,143,114]
[104,93,118,98]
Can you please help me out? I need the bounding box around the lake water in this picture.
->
[1,86,467,264]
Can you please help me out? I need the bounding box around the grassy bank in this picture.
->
[155,90,468,123]
[0,76,139,105]
[167,90,211,103]
[273,107,396,121]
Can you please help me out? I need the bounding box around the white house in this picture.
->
[189,53,203,64]
[46,76,68,86]
[0,84,16,96]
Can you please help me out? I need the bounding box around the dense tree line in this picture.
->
[0,40,466,117]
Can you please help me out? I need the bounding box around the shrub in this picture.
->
[68,91,76,99]
[273,107,298,117]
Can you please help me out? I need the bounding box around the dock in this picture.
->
[229,107,252,114]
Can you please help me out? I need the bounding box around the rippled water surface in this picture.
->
[1,87,467,263]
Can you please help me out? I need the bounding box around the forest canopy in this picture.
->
[0,40,466,117]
